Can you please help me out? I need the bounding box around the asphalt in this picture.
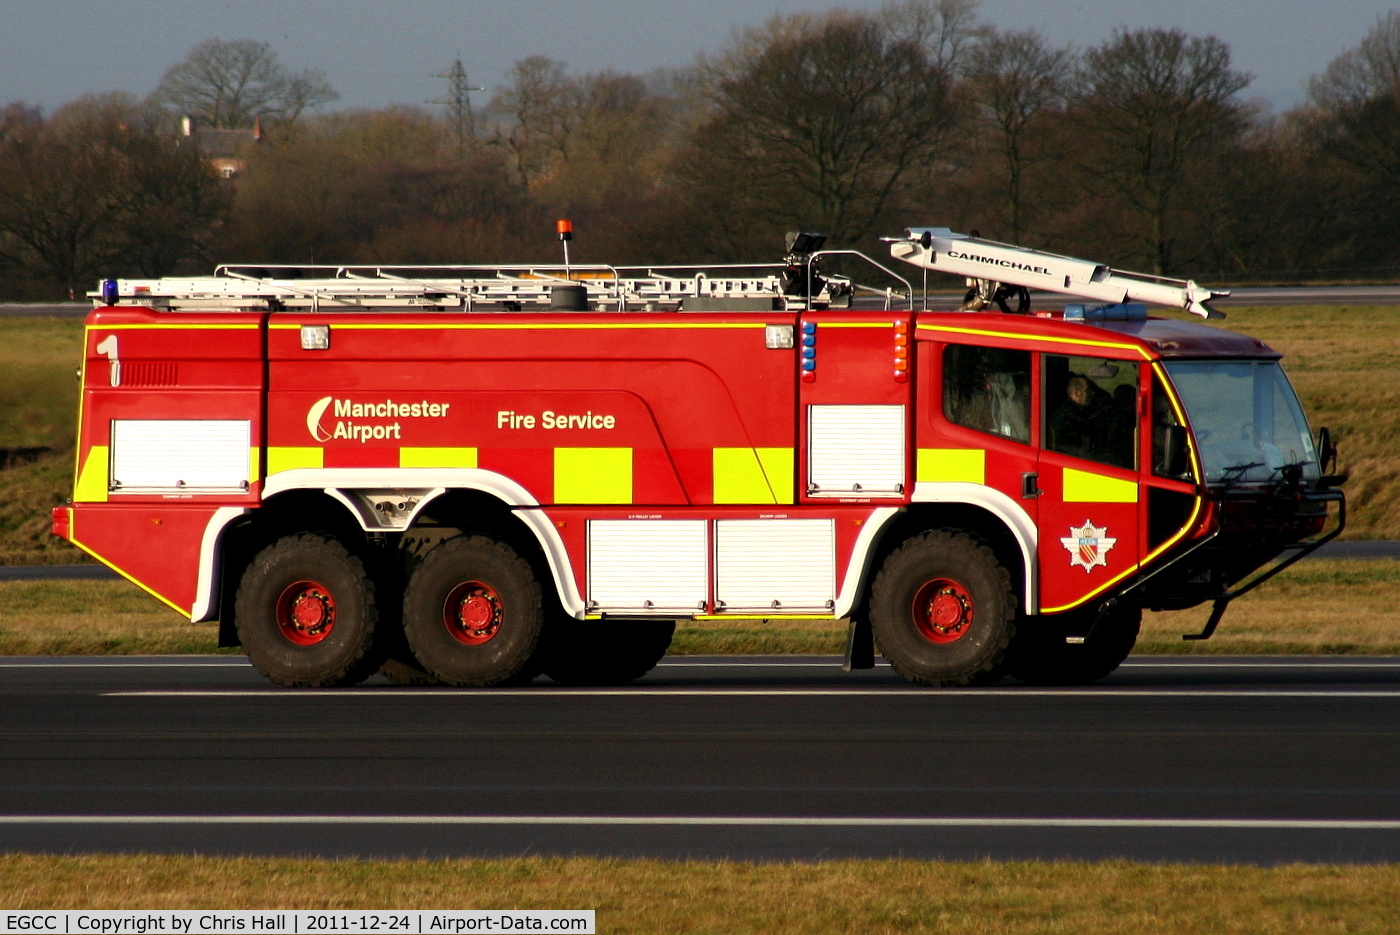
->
[2,655,1400,863]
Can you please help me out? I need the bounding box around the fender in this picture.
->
[247,468,585,618]
[909,481,1039,611]
[833,506,902,618]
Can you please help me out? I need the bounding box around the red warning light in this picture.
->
[557,219,574,241]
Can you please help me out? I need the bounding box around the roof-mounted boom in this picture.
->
[887,227,1229,319]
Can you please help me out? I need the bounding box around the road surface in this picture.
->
[3,655,1398,864]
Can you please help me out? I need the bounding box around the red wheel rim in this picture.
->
[443,580,503,645]
[274,580,336,646]
[911,577,973,644]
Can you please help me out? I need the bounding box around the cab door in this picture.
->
[1035,352,1146,613]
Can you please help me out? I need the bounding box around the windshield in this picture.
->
[1163,360,1319,485]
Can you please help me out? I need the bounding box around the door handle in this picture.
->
[1021,472,1041,499]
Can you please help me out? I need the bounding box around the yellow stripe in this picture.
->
[916,448,985,484]
[554,448,633,503]
[267,446,324,474]
[269,322,767,332]
[919,324,1152,359]
[1062,467,1138,503]
[66,513,188,617]
[74,446,110,503]
[399,447,478,468]
[89,323,260,331]
[712,447,794,504]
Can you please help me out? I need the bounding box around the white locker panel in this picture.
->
[110,419,251,491]
[587,519,707,613]
[808,404,906,496]
[714,519,835,613]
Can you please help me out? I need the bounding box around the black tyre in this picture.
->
[402,535,544,686]
[541,619,676,686]
[869,530,1016,687]
[1007,603,1141,685]
[234,533,386,687]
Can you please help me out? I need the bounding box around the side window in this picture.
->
[1151,372,1193,481]
[1044,354,1137,469]
[942,345,1030,443]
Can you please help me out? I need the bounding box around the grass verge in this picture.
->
[3,854,1400,932]
[2,559,1396,657]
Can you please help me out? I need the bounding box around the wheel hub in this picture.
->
[275,580,337,646]
[913,578,973,644]
[444,581,503,645]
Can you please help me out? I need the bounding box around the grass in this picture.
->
[3,854,1400,932]
[1217,306,1400,539]
[0,315,87,565]
[2,559,1395,657]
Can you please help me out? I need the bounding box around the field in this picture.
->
[5,854,1400,933]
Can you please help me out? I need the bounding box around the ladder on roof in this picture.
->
[90,262,869,312]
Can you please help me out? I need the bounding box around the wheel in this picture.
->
[234,533,386,687]
[401,535,544,686]
[542,618,676,685]
[1007,603,1141,685]
[869,530,1016,687]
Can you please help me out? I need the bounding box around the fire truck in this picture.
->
[54,226,1345,688]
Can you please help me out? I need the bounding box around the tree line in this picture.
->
[2,0,1398,299]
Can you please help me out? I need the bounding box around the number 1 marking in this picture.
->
[96,334,120,386]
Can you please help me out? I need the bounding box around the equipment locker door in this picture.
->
[797,311,914,502]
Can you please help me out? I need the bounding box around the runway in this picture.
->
[2,655,1398,863]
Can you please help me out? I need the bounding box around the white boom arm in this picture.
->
[888,227,1229,319]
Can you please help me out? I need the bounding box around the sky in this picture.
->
[3,0,1396,117]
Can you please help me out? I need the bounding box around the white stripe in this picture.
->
[103,688,1400,699]
[1,815,1397,831]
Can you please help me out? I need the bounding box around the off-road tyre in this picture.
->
[401,535,544,686]
[541,619,676,685]
[869,530,1016,687]
[234,533,386,687]
[1007,603,1141,685]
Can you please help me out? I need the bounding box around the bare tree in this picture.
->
[678,9,958,255]
[0,95,228,295]
[1309,12,1400,112]
[1069,28,1251,274]
[880,0,985,74]
[152,39,338,129]
[963,29,1072,242]
[1295,13,1400,265]
[487,56,577,189]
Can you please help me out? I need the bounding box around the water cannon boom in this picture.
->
[887,227,1229,319]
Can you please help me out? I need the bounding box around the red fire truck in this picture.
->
[54,227,1344,687]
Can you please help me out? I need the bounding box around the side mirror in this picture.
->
[1317,426,1337,475]
[1316,426,1348,488]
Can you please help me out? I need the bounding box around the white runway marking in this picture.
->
[2,814,1399,831]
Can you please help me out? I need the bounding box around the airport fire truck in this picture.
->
[54,226,1345,687]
